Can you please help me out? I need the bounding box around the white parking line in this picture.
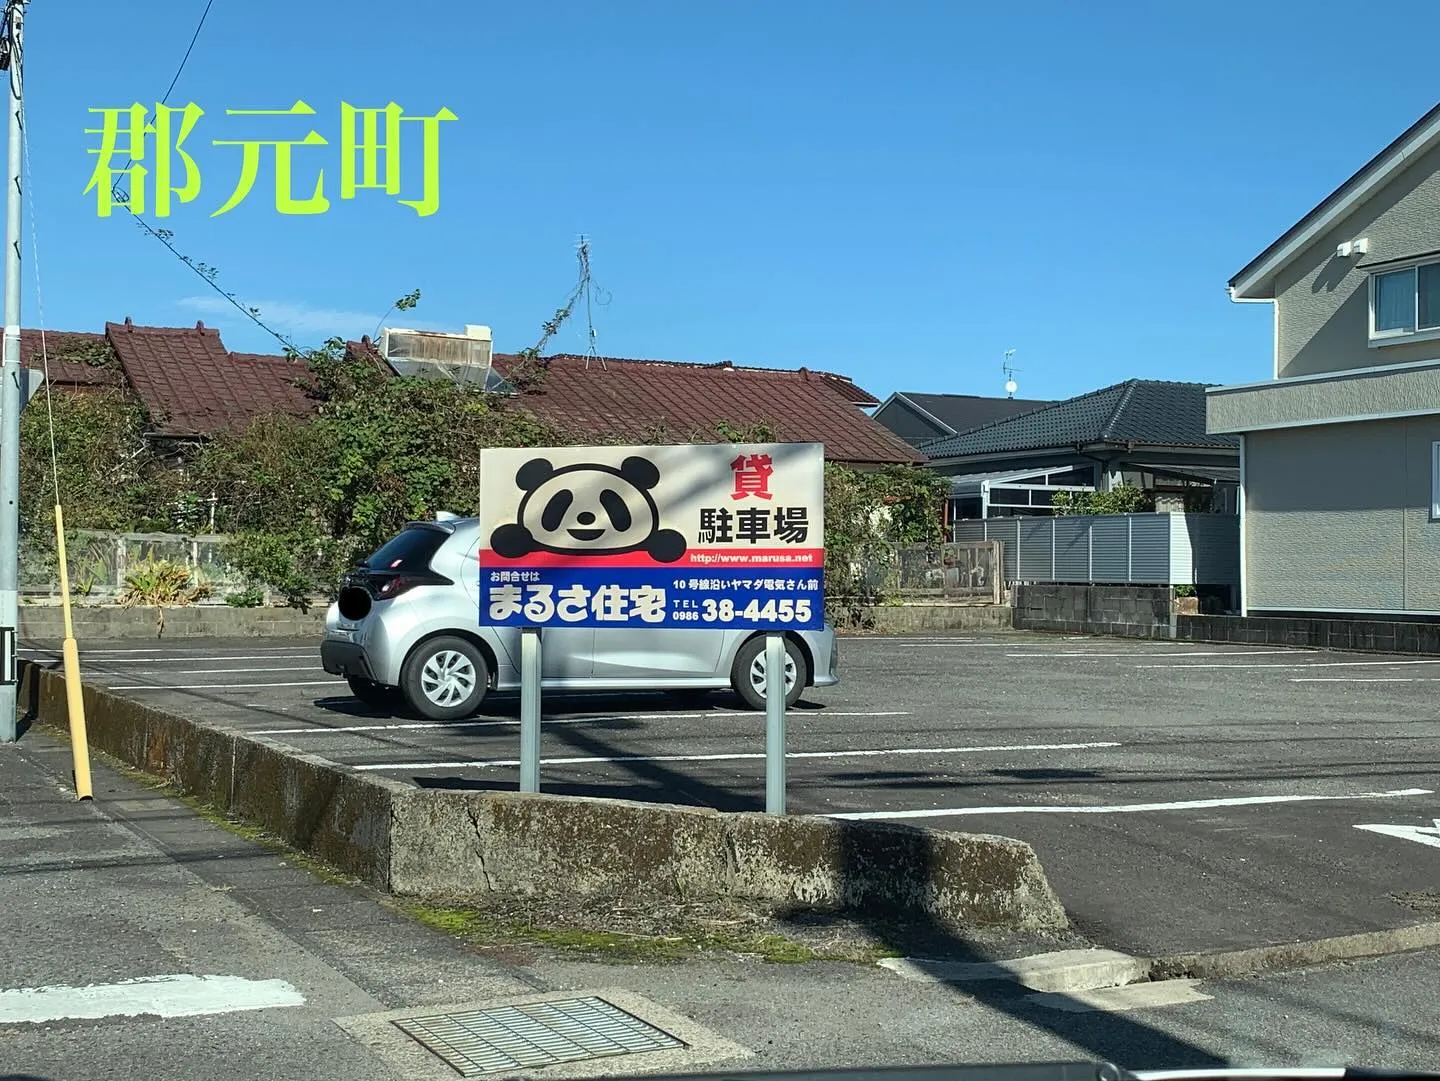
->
[22,646,314,656]
[1290,677,1440,683]
[845,643,978,649]
[845,638,977,643]
[250,709,912,736]
[114,666,321,677]
[1011,650,1298,659]
[1135,659,1440,670]
[350,740,1122,772]
[0,974,305,1024]
[82,654,317,664]
[106,680,345,691]
[824,787,1435,821]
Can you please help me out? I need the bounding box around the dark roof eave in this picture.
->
[927,440,1237,466]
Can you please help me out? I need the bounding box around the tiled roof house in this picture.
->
[22,319,920,467]
[486,352,915,466]
[872,391,1059,451]
[342,338,919,466]
[104,320,313,436]
[19,329,125,389]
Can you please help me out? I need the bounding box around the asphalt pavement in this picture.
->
[6,729,1440,1080]
[19,629,1440,959]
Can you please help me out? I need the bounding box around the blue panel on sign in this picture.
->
[480,567,825,631]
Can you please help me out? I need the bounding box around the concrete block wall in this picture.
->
[19,604,327,640]
[1177,614,1440,655]
[1013,583,1176,639]
[846,604,1013,634]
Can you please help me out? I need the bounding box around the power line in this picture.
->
[158,0,215,106]
[103,1,296,353]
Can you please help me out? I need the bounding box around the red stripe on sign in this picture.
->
[478,547,825,568]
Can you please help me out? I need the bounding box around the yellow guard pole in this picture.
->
[52,504,92,799]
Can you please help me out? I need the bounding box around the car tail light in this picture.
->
[376,575,426,600]
[373,571,452,601]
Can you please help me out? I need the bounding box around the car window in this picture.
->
[365,527,450,572]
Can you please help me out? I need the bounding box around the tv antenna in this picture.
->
[1002,349,1019,398]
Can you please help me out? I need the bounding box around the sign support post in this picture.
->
[519,626,542,793]
[764,633,787,815]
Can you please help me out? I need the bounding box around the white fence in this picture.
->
[20,530,249,600]
[950,513,1239,586]
[868,540,1004,603]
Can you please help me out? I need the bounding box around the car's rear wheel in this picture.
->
[400,635,490,720]
[346,675,397,710]
[731,636,807,711]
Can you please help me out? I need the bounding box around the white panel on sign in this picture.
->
[477,443,826,632]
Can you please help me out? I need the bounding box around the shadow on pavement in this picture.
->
[822,828,1228,1070]
[544,718,1229,1070]
[412,773,757,810]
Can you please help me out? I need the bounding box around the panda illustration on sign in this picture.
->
[488,455,688,563]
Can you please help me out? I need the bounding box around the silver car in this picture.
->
[319,516,840,719]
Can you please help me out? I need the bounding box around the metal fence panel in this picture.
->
[1052,517,1090,581]
[1016,519,1055,580]
[949,511,1239,587]
[1128,514,1172,581]
[1089,516,1131,581]
[1184,514,1241,585]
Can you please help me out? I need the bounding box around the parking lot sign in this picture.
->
[478,442,825,631]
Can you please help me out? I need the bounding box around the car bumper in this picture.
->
[804,625,840,687]
[320,639,381,683]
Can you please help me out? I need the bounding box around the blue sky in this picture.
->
[25,1,1440,401]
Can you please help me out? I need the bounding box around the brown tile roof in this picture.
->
[491,352,923,466]
[808,370,881,406]
[105,319,313,436]
[19,329,125,388]
[37,323,903,461]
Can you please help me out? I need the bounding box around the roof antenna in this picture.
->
[577,235,607,372]
[1002,349,1019,398]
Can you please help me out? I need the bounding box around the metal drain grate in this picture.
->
[392,996,688,1076]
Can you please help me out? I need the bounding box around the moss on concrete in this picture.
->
[393,899,891,965]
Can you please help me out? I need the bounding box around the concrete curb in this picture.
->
[882,923,1440,997]
[1147,920,1440,981]
[18,659,1070,935]
[878,948,1150,993]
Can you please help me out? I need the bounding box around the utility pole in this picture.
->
[0,0,24,742]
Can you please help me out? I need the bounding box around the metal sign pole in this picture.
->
[764,632,786,814]
[519,626,541,793]
[0,1,25,743]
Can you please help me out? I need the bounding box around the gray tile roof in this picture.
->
[922,379,1239,458]
[892,392,1058,435]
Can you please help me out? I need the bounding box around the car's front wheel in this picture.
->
[400,635,490,720]
[731,635,807,711]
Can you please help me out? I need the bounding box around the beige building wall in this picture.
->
[1245,415,1440,611]
[1272,139,1440,379]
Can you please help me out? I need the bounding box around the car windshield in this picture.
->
[364,526,449,572]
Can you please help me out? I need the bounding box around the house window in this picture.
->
[1432,441,1440,520]
[1370,260,1440,340]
